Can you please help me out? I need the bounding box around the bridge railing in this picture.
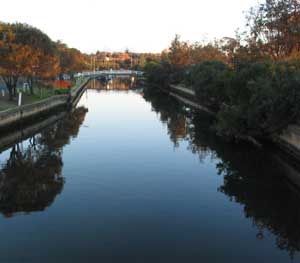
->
[75,70,144,78]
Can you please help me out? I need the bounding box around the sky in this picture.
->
[1,0,261,54]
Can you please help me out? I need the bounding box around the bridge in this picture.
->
[75,70,144,78]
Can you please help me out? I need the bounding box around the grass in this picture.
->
[0,77,87,111]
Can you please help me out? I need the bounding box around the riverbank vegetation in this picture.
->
[144,0,300,141]
[143,88,300,258]
[0,21,159,107]
[0,22,89,102]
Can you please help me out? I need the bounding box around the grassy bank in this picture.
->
[0,77,87,111]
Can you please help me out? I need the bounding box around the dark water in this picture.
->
[0,79,300,262]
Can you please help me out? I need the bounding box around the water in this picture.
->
[0,79,300,262]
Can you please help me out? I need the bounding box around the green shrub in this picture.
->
[144,61,171,87]
[190,61,232,110]
[54,88,70,95]
[216,62,300,139]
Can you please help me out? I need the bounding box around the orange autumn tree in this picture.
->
[0,23,61,98]
[0,23,20,99]
[11,23,60,94]
[56,41,87,80]
[247,0,300,60]
[31,50,60,91]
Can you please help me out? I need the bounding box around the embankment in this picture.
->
[0,112,67,154]
[168,84,300,161]
[0,79,89,131]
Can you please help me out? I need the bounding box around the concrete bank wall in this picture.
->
[0,112,67,154]
[0,79,89,130]
[169,85,214,115]
[273,125,300,161]
[71,80,88,106]
[169,84,300,161]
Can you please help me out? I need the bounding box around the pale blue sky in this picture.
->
[2,0,261,53]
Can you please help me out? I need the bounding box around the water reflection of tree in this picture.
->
[218,154,300,260]
[144,89,188,147]
[144,88,300,259]
[0,106,88,217]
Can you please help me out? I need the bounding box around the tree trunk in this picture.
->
[2,76,18,101]
[8,85,13,101]
[12,86,16,98]
[2,76,13,101]
[12,76,18,98]
[27,76,34,95]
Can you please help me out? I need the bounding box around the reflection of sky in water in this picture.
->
[0,88,298,262]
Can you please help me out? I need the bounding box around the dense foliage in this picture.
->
[0,22,88,99]
[188,61,231,110]
[143,0,300,140]
[216,62,300,139]
[144,61,171,87]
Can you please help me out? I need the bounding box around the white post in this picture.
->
[1,89,5,97]
[18,92,22,106]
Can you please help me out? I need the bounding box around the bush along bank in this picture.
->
[144,60,300,143]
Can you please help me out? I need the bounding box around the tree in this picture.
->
[168,35,192,70]
[144,60,171,87]
[191,42,227,65]
[190,61,231,110]
[56,42,87,79]
[10,23,59,94]
[0,23,19,99]
[0,23,60,97]
[247,0,300,59]
[216,61,300,139]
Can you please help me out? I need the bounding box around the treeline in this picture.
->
[144,0,300,140]
[93,50,160,70]
[0,22,89,100]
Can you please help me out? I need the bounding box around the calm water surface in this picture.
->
[0,79,300,262]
